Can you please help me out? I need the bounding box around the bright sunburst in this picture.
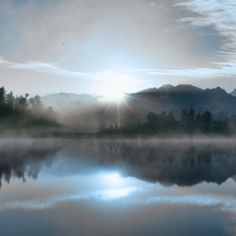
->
[97,71,133,102]
[105,88,125,102]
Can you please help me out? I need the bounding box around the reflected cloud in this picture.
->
[0,187,138,210]
[141,194,236,214]
[2,189,236,215]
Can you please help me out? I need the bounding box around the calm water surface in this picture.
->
[0,138,236,236]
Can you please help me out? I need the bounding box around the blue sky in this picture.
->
[0,0,236,95]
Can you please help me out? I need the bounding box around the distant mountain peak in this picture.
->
[43,92,95,99]
[215,86,227,92]
[205,87,228,96]
[136,87,159,94]
[136,84,203,95]
[42,93,98,108]
[158,84,174,91]
[231,89,236,97]
[159,84,174,89]
[174,84,202,91]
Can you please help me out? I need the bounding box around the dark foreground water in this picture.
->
[1,138,236,236]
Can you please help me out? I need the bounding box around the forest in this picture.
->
[0,85,236,136]
[99,108,236,136]
[0,86,59,130]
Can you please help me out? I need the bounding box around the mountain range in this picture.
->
[42,85,236,131]
[129,84,236,120]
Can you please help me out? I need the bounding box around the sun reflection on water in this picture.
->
[99,187,138,200]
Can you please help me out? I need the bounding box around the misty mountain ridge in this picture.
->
[41,84,236,131]
[130,84,233,120]
[42,93,100,118]
[42,93,98,107]
[43,84,229,104]
[135,84,227,95]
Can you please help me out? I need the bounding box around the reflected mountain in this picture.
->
[73,139,236,186]
[1,138,236,187]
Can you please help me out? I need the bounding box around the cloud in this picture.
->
[1,57,236,81]
[0,187,138,210]
[132,0,236,81]
[0,59,91,78]
[0,58,143,87]
[177,0,236,61]
[132,62,236,78]
[140,194,236,214]
[2,191,236,214]
[1,0,236,92]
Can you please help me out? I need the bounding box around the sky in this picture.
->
[0,0,236,95]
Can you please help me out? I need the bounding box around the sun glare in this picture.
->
[97,71,133,102]
[101,172,123,186]
[98,172,138,200]
[105,88,125,102]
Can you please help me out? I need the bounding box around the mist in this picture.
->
[1,137,236,187]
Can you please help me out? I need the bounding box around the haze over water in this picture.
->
[0,138,235,236]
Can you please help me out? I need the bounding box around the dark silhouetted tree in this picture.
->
[201,111,212,132]
[6,91,15,109]
[0,87,5,106]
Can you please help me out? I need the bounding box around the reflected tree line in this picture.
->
[0,139,236,187]
[0,140,60,186]
[100,108,236,135]
[72,140,236,186]
[0,87,58,129]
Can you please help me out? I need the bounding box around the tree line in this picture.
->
[99,108,236,135]
[0,86,58,129]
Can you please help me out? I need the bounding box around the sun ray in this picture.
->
[117,100,121,128]
[97,71,134,102]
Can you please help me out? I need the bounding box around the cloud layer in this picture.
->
[0,0,236,93]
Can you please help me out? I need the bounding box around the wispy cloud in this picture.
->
[1,0,236,91]
[0,58,91,78]
[1,57,236,82]
[132,62,236,78]
[135,0,236,80]
[177,0,236,61]
[2,0,236,84]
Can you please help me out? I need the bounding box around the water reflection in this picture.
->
[0,138,236,235]
[0,139,59,186]
[1,138,236,186]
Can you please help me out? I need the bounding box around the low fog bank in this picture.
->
[42,94,139,132]
[1,86,236,136]
[40,85,236,133]
[0,138,236,187]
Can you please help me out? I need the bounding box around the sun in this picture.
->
[104,86,125,102]
[97,71,133,102]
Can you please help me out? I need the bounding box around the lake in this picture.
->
[0,138,236,236]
